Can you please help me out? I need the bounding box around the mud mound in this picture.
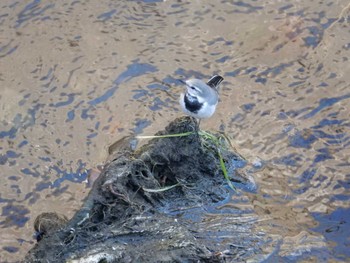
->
[24,117,252,263]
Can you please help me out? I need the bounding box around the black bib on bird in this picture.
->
[184,93,203,114]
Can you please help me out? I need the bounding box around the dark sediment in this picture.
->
[24,117,256,263]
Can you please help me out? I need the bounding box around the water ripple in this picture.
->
[301,94,350,120]
[16,0,54,28]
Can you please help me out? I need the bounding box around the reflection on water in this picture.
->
[1,0,349,262]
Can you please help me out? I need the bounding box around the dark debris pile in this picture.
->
[24,117,251,263]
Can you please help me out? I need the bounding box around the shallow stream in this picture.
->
[0,0,349,262]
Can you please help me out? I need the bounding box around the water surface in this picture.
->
[0,0,349,262]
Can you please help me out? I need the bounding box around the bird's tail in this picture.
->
[207,75,224,89]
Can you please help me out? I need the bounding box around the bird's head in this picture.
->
[180,79,208,98]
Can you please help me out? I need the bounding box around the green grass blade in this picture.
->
[136,132,194,139]
[217,149,236,191]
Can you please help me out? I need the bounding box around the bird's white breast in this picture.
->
[196,101,217,119]
[179,93,217,119]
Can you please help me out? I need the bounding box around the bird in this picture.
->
[179,75,224,129]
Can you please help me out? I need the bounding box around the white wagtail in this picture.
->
[179,75,224,129]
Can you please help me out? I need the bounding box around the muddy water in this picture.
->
[0,0,349,262]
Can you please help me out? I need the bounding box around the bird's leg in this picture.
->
[196,119,201,132]
[195,118,201,140]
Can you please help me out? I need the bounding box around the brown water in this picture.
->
[1,0,349,262]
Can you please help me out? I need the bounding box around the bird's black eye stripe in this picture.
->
[190,86,196,90]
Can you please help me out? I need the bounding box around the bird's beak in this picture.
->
[177,79,187,86]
